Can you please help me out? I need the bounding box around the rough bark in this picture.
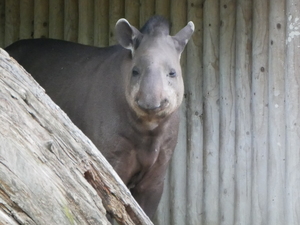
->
[0,48,153,225]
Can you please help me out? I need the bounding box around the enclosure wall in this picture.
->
[0,0,299,224]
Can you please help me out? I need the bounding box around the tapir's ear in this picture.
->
[172,21,195,54]
[115,19,143,56]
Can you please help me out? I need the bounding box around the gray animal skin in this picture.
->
[5,16,194,218]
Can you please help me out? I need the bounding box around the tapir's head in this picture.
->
[115,16,194,127]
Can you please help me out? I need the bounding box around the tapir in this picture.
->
[5,16,194,218]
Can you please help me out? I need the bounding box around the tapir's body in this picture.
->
[5,16,194,218]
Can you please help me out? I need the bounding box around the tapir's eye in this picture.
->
[132,67,140,77]
[168,69,176,78]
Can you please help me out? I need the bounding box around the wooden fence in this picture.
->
[0,0,299,224]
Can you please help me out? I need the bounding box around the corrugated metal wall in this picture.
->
[1,0,300,224]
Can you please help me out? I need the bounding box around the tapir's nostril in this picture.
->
[161,99,169,107]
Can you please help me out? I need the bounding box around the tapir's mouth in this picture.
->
[135,98,169,115]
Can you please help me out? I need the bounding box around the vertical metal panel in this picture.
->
[139,0,155,27]
[268,0,286,224]
[219,1,236,224]
[5,0,19,46]
[64,0,78,42]
[20,0,34,39]
[108,0,124,45]
[169,1,188,225]
[1,1,300,225]
[124,0,139,28]
[94,0,109,47]
[33,0,49,38]
[78,0,94,45]
[234,0,252,224]
[251,0,269,224]
[285,1,300,224]
[0,0,5,47]
[186,1,204,225]
[49,0,64,39]
[202,0,220,224]
[155,0,170,21]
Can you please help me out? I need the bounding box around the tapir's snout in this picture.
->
[136,97,169,114]
[134,70,171,115]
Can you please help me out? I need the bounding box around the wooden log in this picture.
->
[0,48,153,225]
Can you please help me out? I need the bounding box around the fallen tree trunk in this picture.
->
[0,48,153,225]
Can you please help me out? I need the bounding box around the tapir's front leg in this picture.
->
[130,158,170,218]
[131,182,164,218]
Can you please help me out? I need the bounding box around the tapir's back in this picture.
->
[6,39,128,152]
[6,39,122,89]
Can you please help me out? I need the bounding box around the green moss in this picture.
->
[63,206,75,224]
